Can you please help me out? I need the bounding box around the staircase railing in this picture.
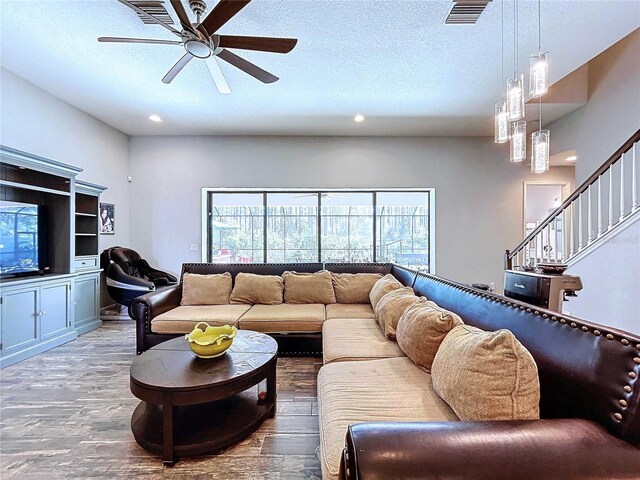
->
[506,128,640,270]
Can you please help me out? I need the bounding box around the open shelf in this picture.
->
[75,212,97,218]
[1,163,71,194]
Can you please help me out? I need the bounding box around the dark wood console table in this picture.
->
[130,330,277,465]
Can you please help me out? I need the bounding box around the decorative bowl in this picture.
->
[185,323,237,359]
[537,263,569,274]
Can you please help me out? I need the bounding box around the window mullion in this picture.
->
[317,192,322,263]
[263,192,268,264]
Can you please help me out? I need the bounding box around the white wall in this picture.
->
[129,135,574,287]
[548,29,640,184]
[565,217,640,334]
[545,30,640,330]
[0,68,131,250]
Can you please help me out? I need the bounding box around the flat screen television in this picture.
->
[0,201,48,278]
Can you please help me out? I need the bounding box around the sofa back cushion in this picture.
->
[332,273,383,304]
[431,324,540,421]
[374,286,419,340]
[230,273,284,305]
[181,272,232,305]
[396,298,463,371]
[283,270,336,304]
[181,263,323,281]
[369,274,404,310]
[412,271,640,444]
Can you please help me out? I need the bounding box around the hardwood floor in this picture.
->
[0,321,323,479]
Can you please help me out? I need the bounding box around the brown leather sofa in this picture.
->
[339,271,640,480]
[130,262,415,355]
[130,263,640,478]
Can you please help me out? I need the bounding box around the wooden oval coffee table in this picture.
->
[130,330,277,465]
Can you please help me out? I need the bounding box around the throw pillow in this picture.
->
[229,273,284,305]
[181,272,232,305]
[396,298,463,371]
[283,270,337,304]
[369,274,404,310]
[374,286,420,340]
[431,325,540,421]
[332,273,383,304]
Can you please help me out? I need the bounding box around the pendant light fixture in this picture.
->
[531,127,550,173]
[495,0,509,143]
[530,0,550,173]
[529,0,548,98]
[510,120,527,162]
[506,0,524,121]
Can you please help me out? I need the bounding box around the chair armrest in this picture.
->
[342,419,640,480]
[130,284,182,354]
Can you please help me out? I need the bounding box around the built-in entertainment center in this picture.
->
[0,146,106,368]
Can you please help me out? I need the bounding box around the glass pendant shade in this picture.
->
[531,129,550,173]
[529,52,549,98]
[507,74,525,121]
[510,120,527,163]
[494,100,510,143]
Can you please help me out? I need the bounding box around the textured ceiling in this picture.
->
[1,0,638,136]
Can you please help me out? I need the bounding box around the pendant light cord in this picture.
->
[538,0,542,132]
[513,0,517,76]
[501,0,504,91]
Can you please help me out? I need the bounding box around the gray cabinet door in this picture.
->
[1,287,39,355]
[40,282,70,340]
[74,274,98,328]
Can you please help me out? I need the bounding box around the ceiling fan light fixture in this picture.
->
[184,39,212,58]
[354,114,365,123]
[148,114,163,122]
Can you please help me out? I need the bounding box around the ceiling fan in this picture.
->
[99,0,298,94]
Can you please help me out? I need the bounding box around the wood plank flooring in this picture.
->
[0,321,323,479]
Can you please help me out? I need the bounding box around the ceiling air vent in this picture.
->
[445,0,492,25]
[130,1,175,25]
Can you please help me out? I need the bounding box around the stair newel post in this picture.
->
[619,152,625,222]
[608,166,614,230]
[632,142,638,213]
[504,250,512,270]
[597,175,603,237]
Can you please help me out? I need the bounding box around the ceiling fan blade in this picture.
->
[205,57,231,94]
[199,0,252,36]
[116,0,182,36]
[169,0,197,33]
[218,35,297,54]
[98,37,182,45]
[217,49,278,84]
[162,53,194,84]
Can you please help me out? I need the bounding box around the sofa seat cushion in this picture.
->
[238,304,326,333]
[322,318,404,364]
[150,305,251,334]
[325,303,374,320]
[317,357,459,480]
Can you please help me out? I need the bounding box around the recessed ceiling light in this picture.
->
[354,114,365,123]
[566,155,577,162]
[148,114,163,123]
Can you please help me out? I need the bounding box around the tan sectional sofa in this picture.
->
[131,263,640,480]
[131,262,416,355]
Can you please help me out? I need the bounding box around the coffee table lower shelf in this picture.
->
[131,386,274,461]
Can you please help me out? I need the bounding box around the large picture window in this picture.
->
[205,189,434,271]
